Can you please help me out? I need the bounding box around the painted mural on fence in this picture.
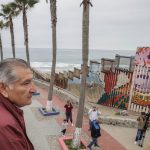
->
[135,47,150,67]
[98,68,132,109]
[98,56,133,109]
[132,47,150,106]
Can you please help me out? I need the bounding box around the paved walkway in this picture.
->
[23,86,150,150]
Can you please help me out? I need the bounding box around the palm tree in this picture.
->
[72,0,92,148]
[0,20,4,61]
[12,0,39,65]
[0,3,19,58]
[45,0,57,111]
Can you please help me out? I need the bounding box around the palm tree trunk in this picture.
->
[23,6,30,66]
[46,0,57,111]
[9,16,15,58]
[72,0,90,148]
[0,33,3,61]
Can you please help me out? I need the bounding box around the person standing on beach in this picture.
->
[0,58,36,150]
[88,106,101,130]
[64,100,74,126]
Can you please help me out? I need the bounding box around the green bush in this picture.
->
[64,139,86,150]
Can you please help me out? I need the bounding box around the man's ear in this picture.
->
[0,82,8,98]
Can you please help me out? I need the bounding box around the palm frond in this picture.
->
[0,20,9,29]
[0,20,4,29]
[15,0,27,5]
[14,0,39,9]
[0,13,5,17]
[9,2,21,16]
[9,2,18,9]
[1,4,11,15]
[28,0,39,7]
[12,2,23,11]
[4,21,9,28]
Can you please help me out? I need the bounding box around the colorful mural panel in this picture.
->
[131,47,150,106]
[135,47,150,67]
[98,68,132,109]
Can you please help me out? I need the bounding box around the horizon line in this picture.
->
[3,47,136,51]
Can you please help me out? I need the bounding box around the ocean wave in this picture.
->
[31,62,81,72]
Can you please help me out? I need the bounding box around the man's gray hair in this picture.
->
[0,58,31,85]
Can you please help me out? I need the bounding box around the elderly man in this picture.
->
[0,58,36,150]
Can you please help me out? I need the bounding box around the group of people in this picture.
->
[61,103,102,150]
[0,58,149,150]
[0,58,101,150]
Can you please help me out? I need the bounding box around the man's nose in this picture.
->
[30,82,37,93]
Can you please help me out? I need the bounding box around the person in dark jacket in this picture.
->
[0,58,36,150]
[88,119,101,150]
[138,107,150,147]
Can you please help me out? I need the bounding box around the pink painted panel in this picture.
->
[135,47,150,67]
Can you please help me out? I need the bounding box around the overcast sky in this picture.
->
[0,0,150,50]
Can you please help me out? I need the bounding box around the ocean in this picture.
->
[3,48,136,72]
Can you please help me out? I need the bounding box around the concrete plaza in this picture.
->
[23,86,150,150]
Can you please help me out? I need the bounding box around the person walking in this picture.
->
[0,58,37,150]
[87,119,101,150]
[64,100,74,126]
[134,111,147,146]
[88,106,101,130]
